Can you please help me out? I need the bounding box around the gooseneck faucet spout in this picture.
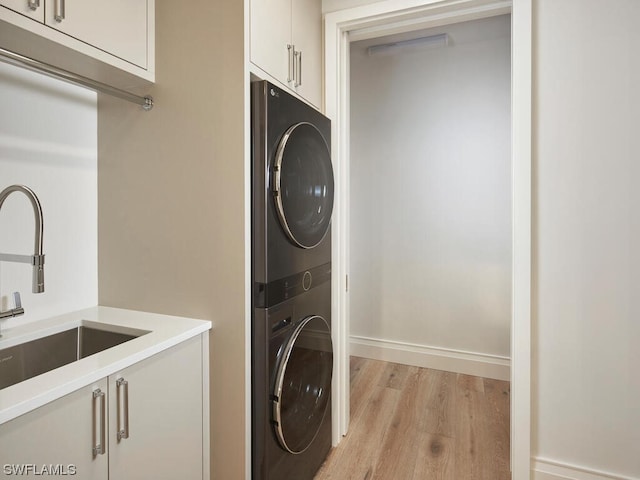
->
[0,185,45,293]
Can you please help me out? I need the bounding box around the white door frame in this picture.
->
[324,0,532,478]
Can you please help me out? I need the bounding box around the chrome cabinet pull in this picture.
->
[27,0,40,11]
[287,44,294,83]
[293,50,300,87]
[92,389,106,457]
[54,0,65,22]
[292,49,302,87]
[116,378,129,441]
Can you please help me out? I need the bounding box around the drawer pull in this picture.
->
[27,0,40,11]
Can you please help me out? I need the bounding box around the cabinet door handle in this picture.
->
[27,0,40,11]
[92,389,106,457]
[293,50,299,86]
[116,378,130,441]
[287,44,294,83]
[54,0,65,22]
[291,48,303,86]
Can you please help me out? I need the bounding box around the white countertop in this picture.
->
[0,306,211,425]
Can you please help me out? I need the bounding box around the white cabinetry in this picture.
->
[0,335,205,480]
[108,335,204,480]
[0,380,109,479]
[250,0,322,108]
[0,0,43,22]
[43,0,149,69]
[0,0,154,85]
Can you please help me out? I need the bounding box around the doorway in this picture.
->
[324,1,532,478]
[348,14,512,379]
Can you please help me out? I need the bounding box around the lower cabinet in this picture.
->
[107,335,204,479]
[0,380,109,479]
[0,335,205,480]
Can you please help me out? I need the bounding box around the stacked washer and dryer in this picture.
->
[251,81,335,480]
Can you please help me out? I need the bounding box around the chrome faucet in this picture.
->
[0,184,45,293]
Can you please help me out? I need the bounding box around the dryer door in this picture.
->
[272,315,333,454]
[273,122,334,249]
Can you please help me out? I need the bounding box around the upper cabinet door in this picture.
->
[250,0,322,109]
[250,0,291,86]
[0,0,44,22]
[291,0,322,108]
[45,0,148,69]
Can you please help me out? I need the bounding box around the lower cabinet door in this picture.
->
[0,380,109,480]
[107,335,204,480]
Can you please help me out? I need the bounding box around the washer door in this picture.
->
[273,122,334,249]
[272,315,333,454]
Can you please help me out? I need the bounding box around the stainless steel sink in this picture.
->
[0,325,148,390]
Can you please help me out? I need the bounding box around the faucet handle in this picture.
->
[13,292,22,309]
[0,291,25,323]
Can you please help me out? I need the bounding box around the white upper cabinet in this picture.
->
[250,0,322,108]
[1,0,44,22]
[44,0,149,69]
[290,0,322,107]
[0,0,155,84]
[250,0,291,87]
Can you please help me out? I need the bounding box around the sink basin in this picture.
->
[0,324,148,390]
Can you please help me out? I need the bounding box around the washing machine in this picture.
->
[252,278,333,480]
[251,80,334,309]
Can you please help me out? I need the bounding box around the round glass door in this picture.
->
[273,122,334,249]
[272,315,333,454]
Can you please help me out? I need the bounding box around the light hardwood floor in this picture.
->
[315,357,510,480]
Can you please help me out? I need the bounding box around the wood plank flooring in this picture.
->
[314,357,510,480]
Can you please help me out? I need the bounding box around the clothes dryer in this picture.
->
[251,80,333,309]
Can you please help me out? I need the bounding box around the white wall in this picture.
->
[349,15,511,376]
[0,63,97,330]
[532,0,640,478]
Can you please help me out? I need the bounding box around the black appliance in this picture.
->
[252,280,333,479]
[251,80,334,480]
[251,80,333,309]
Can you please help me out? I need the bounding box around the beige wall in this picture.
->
[97,1,247,478]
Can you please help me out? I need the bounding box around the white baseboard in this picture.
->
[349,335,510,381]
[533,458,639,480]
